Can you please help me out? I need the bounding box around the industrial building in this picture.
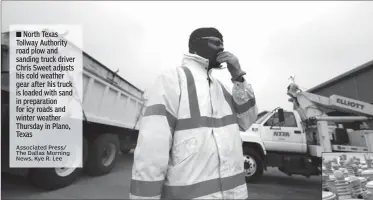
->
[307,59,373,128]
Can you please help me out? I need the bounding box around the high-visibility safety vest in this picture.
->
[130,53,258,199]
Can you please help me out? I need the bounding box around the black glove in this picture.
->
[216,51,246,82]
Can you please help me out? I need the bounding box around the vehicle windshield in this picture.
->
[255,112,272,124]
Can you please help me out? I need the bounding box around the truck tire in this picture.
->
[243,147,263,183]
[119,135,135,154]
[120,148,132,154]
[84,133,120,176]
[28,167,81,190]
[27,138,87,190]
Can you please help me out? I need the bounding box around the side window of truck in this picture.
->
[264,112,298,127]
[283,112,297,127]
[264,113,279,126]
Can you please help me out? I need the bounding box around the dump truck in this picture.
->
[1,31,145,190]
[240,78,373,182]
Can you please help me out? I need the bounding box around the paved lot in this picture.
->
[2,153,321,200]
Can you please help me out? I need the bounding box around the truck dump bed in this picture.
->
[81,55,144,130]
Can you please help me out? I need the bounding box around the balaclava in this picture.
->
[188,27,224,69]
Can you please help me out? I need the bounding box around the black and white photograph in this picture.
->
[322,153,373,200]
[1,1,373,200]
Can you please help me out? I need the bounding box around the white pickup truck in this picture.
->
[1,31,145,190]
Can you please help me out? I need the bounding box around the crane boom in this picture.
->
[287,83,373,120]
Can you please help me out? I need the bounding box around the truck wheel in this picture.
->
[27,138,87,190]
[28,167,81,190]
[120,148,132,154]
[243,147,263,183]
[119,135,135,154]
[84,133,120,176]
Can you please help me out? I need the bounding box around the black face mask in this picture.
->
[192,40,224,69]
[208,49,224,69]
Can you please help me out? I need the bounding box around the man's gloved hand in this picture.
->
[216,51,246,82]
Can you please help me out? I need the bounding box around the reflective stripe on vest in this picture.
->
[142,66,240,131]
[175,66,238,131]
[143,104,177,131]
[142,69,256,131]
[162,172,246,199]
[130,172,246,199]
[130,179,163,197]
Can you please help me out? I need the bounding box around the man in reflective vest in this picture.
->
[130,27,258,199]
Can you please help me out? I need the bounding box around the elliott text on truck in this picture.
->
[336,98,365,110]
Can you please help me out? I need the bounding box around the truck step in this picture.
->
[331,145,369,152]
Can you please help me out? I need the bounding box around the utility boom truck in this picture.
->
[240,78,373,182]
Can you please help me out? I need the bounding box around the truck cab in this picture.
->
[241,108,325,182]
[252,109,307,154]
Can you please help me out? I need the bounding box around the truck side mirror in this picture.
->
[278,109,285,123]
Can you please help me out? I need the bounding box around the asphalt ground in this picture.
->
[1,153,321,200]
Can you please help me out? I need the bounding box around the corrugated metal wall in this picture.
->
[310,64,373,128]
[311,66,373,103]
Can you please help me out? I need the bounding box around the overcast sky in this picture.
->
[2,1,373,111]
